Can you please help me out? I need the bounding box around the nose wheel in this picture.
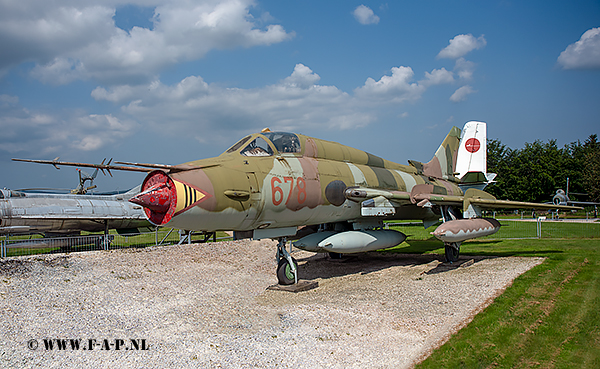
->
[277,257,298,285]
[276,238,298,285]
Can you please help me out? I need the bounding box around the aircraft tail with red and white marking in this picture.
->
[411,121,495,189]
[455,121,496,190]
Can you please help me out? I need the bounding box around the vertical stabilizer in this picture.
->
[419,126,462,180]
[455,121,487,179]
[455,121,495,189]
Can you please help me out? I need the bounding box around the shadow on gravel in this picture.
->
[0,255,70,276]
[294,252,494,281]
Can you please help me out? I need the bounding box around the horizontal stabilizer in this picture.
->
[460,171,488,184]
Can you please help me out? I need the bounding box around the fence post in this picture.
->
[537,216,546,238]
[1,238,5,258]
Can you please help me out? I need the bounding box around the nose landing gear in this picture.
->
[276,238,298,285]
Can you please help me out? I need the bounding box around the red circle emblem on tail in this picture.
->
[465,138,480,153]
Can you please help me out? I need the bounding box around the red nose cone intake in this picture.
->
[130,171,177,226]
[130,183,172,213]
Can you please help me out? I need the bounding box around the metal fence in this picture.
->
[1,229,233,258]
[2,219,599,258]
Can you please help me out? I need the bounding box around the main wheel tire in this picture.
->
[445,244,460,263]
[277,257,298,285]
[329,252,342,259]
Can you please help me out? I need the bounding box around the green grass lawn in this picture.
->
[387,238,600,368]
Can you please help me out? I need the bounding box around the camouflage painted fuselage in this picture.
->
[136,130,464,233]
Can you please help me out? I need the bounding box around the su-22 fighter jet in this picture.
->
[15,122,580,284]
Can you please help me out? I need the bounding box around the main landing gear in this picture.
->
[440,205,462,263]
[276,238,298,285]
[444,241,461,263]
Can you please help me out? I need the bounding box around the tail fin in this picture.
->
[455,121,495,189]
[410,121,494,186]
[413,126,461,180]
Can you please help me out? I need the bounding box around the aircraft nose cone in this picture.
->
[130,170,177,226]
[130,183,172,213]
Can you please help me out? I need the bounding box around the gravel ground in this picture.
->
[0,239,543,368]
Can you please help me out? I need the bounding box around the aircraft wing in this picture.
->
[345,186,582,216]
[458,188,582,212]
[12,158,214,175]
[345,185,465,207]
[565,200,600,207]
[467,197,581,211]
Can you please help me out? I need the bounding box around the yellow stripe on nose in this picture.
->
[174,180,206,214]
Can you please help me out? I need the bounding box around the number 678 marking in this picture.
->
[271,176,306,206]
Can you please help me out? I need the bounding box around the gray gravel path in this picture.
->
[0,239,543,368]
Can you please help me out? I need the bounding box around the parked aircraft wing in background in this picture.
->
[0,186,150,236]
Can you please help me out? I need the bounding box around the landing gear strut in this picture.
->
[440,205,462,263]
[444,242,461,263]
[276,238,298,285]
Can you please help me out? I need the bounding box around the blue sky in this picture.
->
[1,0,599,192]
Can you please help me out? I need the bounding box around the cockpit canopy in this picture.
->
[226,132,301,157]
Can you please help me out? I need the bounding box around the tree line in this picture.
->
[486,134,600,204]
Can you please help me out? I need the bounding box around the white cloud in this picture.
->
[0,0,294,84]
[437,34,486,59]
[558,27,600,70]
[73,114,139,151]
[30,57,87,85]
[453,57,475,80]
[283,64,321,88]
[353,5,380,25]
[0,94,19,107]
[0,95,138,154]
[0,54,484,163]
[90,62,463,144]
[0,5,116,65]
[450,85,476,102]
[355,66,425,103]
[420,67,454,86]
[90,59,473,146]
[91,64,376,142]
